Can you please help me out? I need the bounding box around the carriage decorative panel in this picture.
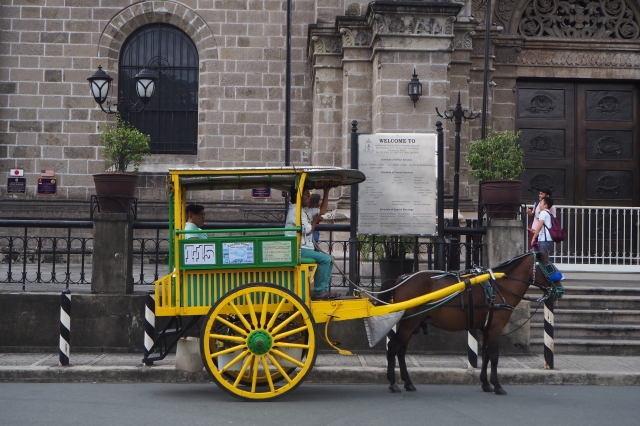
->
[585,90,634,121]
[585,170,634,200]
[520,168,566,199]
[519,129,566,159]
[517,89,566,119]
[585,130,633,161]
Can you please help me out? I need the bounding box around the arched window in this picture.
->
[119,24,199,154]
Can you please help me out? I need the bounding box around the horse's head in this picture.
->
[530,252,565,301]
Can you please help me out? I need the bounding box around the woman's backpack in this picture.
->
[544,213,566,243]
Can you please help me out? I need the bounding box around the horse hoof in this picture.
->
[389,385,402,393]
[404,383,416,392]
[494,387,507,396]
[481,384,494,393]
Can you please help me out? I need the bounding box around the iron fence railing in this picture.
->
[551,205,640,272]
[0,220,484,291]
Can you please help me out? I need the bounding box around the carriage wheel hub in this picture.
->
[247,330,272,355]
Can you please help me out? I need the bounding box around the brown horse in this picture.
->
[378,252,559,395]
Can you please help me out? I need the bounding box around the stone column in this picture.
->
[483,218,525,266]
[91,212,134,294]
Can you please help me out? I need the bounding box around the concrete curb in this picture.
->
[2,365,639,386]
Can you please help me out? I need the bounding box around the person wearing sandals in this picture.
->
[285,186,337,300]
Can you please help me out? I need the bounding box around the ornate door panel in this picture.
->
[516,81,640,207]
[576,83,639,206]
[516,81,575,204]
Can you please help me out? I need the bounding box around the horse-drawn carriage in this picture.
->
[143,167,560,400]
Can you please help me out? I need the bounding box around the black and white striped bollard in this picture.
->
[144,290,155,365]
[544,298,554,369]
[59,289,71,366]
[467,330,478,368]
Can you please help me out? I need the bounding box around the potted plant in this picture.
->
[466,130,524,219]
[93,114,151,213]
[358,235,417,280]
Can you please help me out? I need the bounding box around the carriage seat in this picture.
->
[300,257,317,264]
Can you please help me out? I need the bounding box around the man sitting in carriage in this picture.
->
[284,184,338,300]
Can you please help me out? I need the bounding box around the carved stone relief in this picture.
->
[519,50,640,68]
[371,14,455,36]
[355,29,372,46]
[455,31,475,49]
[340,28,355,47]
[519,0,640,39]
[494,46,521,63]
[311,36,342,54]
[494,0,518,28]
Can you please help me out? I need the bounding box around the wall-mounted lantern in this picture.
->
[87,65,158,114]
[408,68,422,107]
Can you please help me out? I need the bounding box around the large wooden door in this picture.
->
[516,80,640,207]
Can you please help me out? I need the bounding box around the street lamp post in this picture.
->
[87,65,158,115]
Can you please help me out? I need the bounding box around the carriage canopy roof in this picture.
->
[169,166,366,192]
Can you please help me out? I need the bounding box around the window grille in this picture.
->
[119,24,199,155]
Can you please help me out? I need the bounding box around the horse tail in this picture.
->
[377,279,397,304]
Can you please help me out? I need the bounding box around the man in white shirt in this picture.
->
[185,204,208,239]
[285,187,336,300]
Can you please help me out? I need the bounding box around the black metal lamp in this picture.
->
[134,68,157,104]
[87,65,158,114]
[408,68,422,107]
[87,65,113,106]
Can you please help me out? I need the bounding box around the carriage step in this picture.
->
[144,354,163,362]
[158,328,182,337]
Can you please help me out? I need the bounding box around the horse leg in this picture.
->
[397,344,416,391]
[386,336,402,393]
[487,329,506,395]
[479,329,494,393]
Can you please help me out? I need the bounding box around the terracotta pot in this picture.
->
[480,179,523,220]
[93,173,139,213]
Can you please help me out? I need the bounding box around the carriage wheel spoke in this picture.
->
[271,349,305,368]
[216,316,248,336]
[233,354,254,387]
[245,294,260,329]
[267,353,292,384]
[209,333,246,343]
[251,355,260,393]
[229,303,252,332]
[261,355,275,393]
[259,295,269,328]
[210,343,245,358]
[265,298,286,332]
[271,310,302,335]
[273,325,308,341]
[219,349,250,374]
[273,342,309,349]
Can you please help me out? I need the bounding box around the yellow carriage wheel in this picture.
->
[200,283,317,400]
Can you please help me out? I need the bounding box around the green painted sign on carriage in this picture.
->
[179,235,298,270]
[357,133,437,235]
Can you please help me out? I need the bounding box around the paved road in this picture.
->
[1,383,639,426]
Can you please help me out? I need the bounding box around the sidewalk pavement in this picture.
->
[1,352,639,386]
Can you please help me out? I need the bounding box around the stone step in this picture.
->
[528,286,640,297]
[531,323,640,339]
[527,295,640,310]
[530,338,640,356]
[530,309,640,324]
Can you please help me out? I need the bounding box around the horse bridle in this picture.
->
[493,253,559,303]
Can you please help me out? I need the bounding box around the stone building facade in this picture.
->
[1,0,639,220]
